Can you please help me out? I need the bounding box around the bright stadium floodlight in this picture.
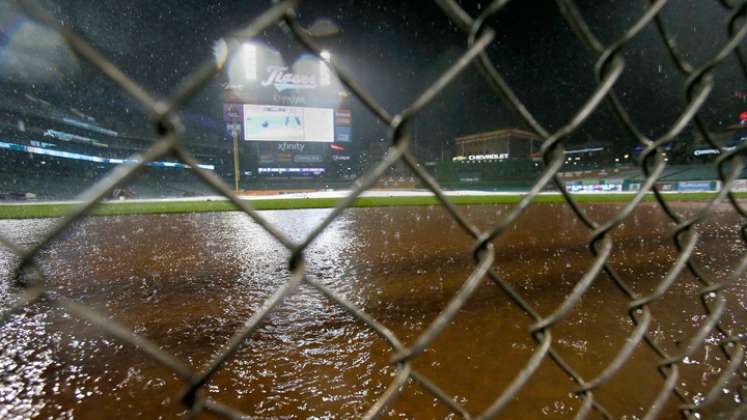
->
[305,18,340,37]
[319,50,332,86]
[241,43,257,81]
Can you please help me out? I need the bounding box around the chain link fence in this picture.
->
[2,0,747,418]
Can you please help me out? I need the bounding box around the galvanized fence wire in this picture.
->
[1,0,747,418]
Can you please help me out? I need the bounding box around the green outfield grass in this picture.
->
[0,192,744,219]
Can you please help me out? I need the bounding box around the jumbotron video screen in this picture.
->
[243,104,334,143]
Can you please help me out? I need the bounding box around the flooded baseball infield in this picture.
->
[1,201,746,419]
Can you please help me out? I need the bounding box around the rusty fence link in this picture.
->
[2,0,747,418]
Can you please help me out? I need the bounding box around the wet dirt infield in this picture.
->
[1,201,746,419]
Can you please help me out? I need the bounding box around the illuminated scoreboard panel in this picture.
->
[243,104,334,143]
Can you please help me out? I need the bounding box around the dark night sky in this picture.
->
[2,0,745,158]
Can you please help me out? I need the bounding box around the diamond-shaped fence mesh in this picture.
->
[2,0,747,418]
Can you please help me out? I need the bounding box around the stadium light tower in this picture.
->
[241,43,258,81]
[319,50,332,86]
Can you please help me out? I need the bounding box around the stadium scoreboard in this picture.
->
[223,48,352,178]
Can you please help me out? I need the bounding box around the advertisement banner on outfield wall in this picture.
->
[566,183,622,193]
[732,179,747,192]
[625,182,641,192]
[656,182,676,192]
[676,181,717,192]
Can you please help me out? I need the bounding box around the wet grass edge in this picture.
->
[1,192,744,219]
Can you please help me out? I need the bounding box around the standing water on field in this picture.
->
[1,202,746,419]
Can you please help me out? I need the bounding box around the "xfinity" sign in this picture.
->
[277,142,305,152]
